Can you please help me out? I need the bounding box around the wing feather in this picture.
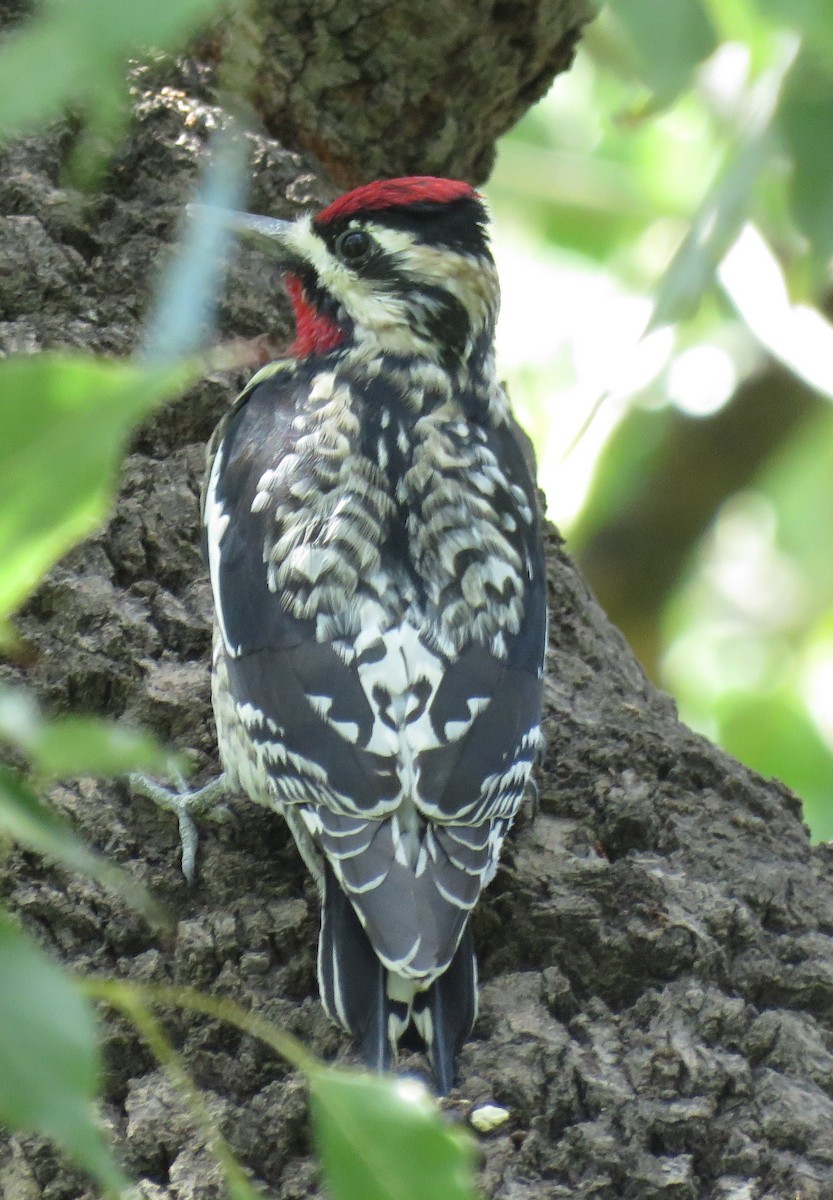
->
[204,364,545,984]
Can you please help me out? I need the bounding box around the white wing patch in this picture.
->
[204,450,239,658]
[442,696,490,742]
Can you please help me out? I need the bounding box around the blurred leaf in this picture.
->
[0,686,180,778]
[83,983,477,1200]
[762,411,833,597]
[777,48,833,272]
[97,987,264,1200]
[491,139,661,220]
[0,768,166,928]
[143,123,249,363]
[650,131,771,329]
[0,353,195,624]
[489,139,659,261]
[64,73,131,190]
[308,1068,478,1200]
[603,0,718,104]
[570,406,671,549]
[0,912,126,1194]
[31,716,180,778]
[651,40,798,329]
[757,0,833,57]
[0,0,237,140]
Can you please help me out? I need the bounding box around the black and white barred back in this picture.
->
[201,179,546,1091]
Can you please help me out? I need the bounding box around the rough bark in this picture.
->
[3,5,833,1199]
[250,0,587,186]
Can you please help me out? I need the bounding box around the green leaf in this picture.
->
[0,912,127,1194]
[603,0,718,104]
[0,768,167,929]
[650,131,771,330]
[33,716,181,778]
[757,0,833,59]
[0,686,180,778]
[308,1068,478,1200]
[651,42,798,329]
[0,0,237,140]
[777,48,833,272]
[0,353,195,622]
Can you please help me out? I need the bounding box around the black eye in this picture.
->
[336,228,373,263]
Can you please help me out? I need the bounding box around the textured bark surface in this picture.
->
[251,0,588,186]
[3,5,833,1199]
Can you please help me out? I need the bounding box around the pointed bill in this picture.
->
[187,204,295,258]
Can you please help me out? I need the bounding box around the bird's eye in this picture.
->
[336,228,373,264]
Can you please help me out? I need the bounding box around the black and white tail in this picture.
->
[317,863,478,1092]
[413,922,478,1094]
[318,862,391,1072]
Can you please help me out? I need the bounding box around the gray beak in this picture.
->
[186,204,296,261]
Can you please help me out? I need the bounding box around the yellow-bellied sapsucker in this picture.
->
[203,177,546,1092]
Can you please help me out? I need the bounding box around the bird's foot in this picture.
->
[130,770,230,883]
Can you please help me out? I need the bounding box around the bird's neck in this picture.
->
[284,274,497,381]
[285,275,345,357]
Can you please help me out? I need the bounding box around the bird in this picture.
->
[142,176,547,1093]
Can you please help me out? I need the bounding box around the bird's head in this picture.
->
[221,177,499,366]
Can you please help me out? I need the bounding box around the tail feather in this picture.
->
[319,862,478,1090]
[318,862,391,1072]
[413,921,478,1094]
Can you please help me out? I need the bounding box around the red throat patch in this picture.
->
[315,177,477,225]
[284,274,344,358]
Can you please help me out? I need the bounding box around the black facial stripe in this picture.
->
[350,248,410,286]
[372,198,491,258]
[294,264,352,327]
[318,196,491,260]
[315,254,475,362]
[409,283,471,361]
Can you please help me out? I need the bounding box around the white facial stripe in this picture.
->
[290,219,422,350]
[284,216,498,352]
[287,216,355,294]
[363,223,500,332]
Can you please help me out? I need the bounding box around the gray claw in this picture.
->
[129,772,228,883]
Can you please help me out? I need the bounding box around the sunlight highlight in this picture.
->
[667,343,738,416]
[719,224,833,402]
[493,232,673,528]
[803,649,833,753]
[393,1077,431,1108]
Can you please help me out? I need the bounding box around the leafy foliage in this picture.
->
[82,981,480,1200]
[0,354,195,631]
[0,0,242,141]
[0,766,167,928]
[0,694,179,781]
[0,914,127,1194]
[601,0,718,105]
[777,45,833,269]
[3,0,833,1194]
[490,0,833,840]
[310,1070,476,1200]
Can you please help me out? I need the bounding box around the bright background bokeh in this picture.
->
[485,0,833,839]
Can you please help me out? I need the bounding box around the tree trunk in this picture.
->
[3,4,833,1198]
